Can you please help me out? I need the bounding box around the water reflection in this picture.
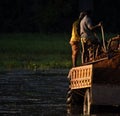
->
[0,71,68,116]
[0,71,120,116]
[66,104,120,116]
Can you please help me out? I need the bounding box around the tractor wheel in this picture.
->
[83,88,91,115]
[66,88,73,106]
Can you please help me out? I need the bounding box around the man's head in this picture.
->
[79,11,86,20]
[79,10,92,20]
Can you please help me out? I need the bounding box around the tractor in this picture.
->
[66,34,120,115]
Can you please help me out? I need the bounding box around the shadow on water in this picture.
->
[0,70,120,116]
[67,104,120,116]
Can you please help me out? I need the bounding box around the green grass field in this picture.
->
[0,33,73,70]
[0,33,116,70]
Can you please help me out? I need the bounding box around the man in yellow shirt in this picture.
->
[69,19,81,67]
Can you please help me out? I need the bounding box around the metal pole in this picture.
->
[101,25,107,52]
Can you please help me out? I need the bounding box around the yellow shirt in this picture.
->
[70,20,80,43]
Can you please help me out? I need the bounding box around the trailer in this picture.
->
[67,30,120,115]
[67,62,120,115]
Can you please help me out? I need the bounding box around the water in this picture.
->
[0,70,68,116]
[0,70,120,116]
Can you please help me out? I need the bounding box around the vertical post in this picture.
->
[101,25,107,52]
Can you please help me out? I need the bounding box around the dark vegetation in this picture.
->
[0,0,120,33]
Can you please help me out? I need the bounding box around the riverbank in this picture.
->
[0,33,72,70]
[0,68,70,76]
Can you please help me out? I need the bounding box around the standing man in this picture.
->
[69,18,81,67]
[80,10,102,63]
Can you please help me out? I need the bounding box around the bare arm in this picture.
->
[89,22,102,30]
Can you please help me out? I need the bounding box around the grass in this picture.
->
[0,32,117,71]
[0,33,72,70]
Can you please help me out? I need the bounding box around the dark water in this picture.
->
[0,70,120,116]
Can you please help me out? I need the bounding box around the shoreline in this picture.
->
[0,68,70,76]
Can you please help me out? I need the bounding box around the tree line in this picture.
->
[0,0,119,33]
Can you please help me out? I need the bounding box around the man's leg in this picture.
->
[81,41,86,64]
[71,43,80,67]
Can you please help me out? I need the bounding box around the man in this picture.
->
[69,18,81,67]
[80,10,102,63]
